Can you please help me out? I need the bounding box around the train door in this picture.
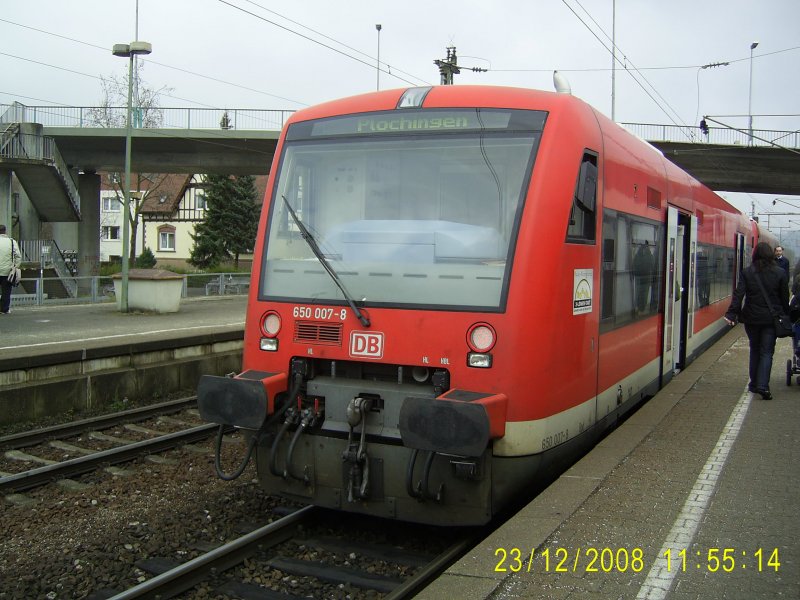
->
[734,232,746,286]
[662,206,691,379]
[686,216,698,344]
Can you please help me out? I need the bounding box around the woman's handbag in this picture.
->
[754,272,794,338]
[774,313,795,338]
[6,267,21,286]
[7,242,21,287]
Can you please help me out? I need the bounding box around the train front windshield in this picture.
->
[261,108,545,311]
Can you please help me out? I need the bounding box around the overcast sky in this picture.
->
[2,0,798,219]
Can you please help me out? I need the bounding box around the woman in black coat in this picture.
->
[724,241,790,400]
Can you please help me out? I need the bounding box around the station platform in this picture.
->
[0,295,246,367]
[421,327,799,600]
[0,296,248,428]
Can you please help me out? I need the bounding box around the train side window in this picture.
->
[566,152,598,243]
[601,209,665,333]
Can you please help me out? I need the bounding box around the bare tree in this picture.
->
[86,60,169,128]
[87,61,174,263]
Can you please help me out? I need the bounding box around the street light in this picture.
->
[375,24,382,91]
[748,41,758,146]
[112,40,152,312]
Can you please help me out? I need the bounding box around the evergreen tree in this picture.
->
[135,247,157,269]
[189,174,261,269]
[229,175,260,268]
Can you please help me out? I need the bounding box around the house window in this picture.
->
[102,197,121,212]
[102,226,120,240]
[195,193,207,210]
[158,226,176,252]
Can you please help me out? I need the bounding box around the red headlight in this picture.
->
[467,323,496,352]
[261,311,281,338]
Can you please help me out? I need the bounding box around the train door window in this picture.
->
[601,210,617,325]
[601,210,664,332]
[566,151,598,243]
[630,220,661,317]
[614,215,634,323]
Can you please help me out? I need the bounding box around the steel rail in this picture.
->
[108,506,316,599]
[0,423,221,493]
[0,396,197,450]
[383,533,483,599]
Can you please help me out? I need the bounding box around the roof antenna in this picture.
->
[553,70,572,94]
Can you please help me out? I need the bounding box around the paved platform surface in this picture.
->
[0,296,247,360]
[421,327,799,600]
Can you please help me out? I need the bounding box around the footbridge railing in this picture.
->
[0,103,294,131]
[622,122,800,150]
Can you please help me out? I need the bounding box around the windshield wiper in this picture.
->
[281,196,370,327]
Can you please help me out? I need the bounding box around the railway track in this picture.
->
[0,397,198,451]
[0,397,224,494]
[104,506,476,599]
[2,399,482,598]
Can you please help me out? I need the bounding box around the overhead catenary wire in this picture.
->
[1,6,433,107]
[237,0,431,86]
[553,2,800,223]
[560,0,689,134]
[216,0,427,88]
[0,19,308,108]
[1,12,443,103]
[460,45,800,75]
[0,51,300,113]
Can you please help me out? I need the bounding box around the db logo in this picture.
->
[350,331,384,359]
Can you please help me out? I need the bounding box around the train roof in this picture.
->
[285,85,585,125]
[284,84,750,225]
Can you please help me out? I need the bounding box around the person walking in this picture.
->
[775,245,790,278]
[724,241,790,399]
[0,224,22,315]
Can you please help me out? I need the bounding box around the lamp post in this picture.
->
[748,41,758,146]
[112,40,152,312]
[375,24,382,91]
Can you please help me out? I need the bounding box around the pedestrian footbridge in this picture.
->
[2,102,800,230]
[0,121,81,221]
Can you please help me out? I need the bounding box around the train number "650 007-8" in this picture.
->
[292,306,348,321]
[541,430,569,451]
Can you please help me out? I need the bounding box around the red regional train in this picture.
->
[198,85,775,525]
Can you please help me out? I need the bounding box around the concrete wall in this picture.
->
[0,334,243,427]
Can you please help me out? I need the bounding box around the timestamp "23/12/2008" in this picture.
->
[494,547,781,574]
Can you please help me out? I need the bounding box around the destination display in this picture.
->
[287,109,546,140]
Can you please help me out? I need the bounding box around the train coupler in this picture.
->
[342,396,372,502]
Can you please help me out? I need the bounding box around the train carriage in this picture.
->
[198,85,767,525]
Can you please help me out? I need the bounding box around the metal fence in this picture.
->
[621,122,800,149]
[6,102,797,148]
[1,103,293,131]
[10,272,251,308]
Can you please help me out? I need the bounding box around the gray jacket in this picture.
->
[0,234,22,276]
